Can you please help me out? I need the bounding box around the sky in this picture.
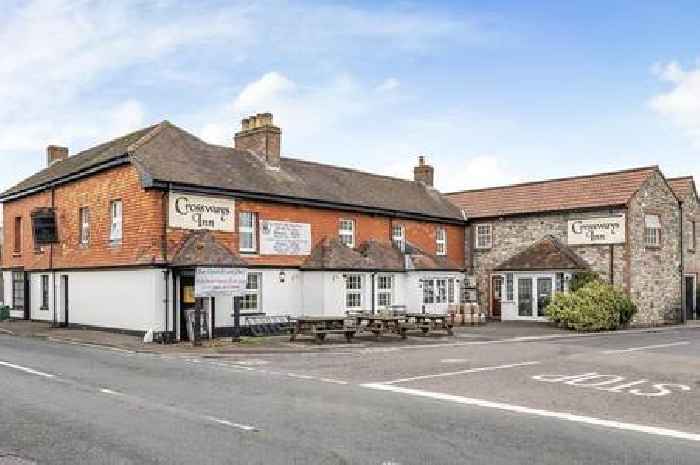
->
[2,0,700,202]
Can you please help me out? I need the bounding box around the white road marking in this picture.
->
[99,388,124,396]
[205,416,259,432]
[362,383,700,442]
[380,361,541,385]
[0,360,56,378]
[602,341,690,354]
[440,358,468,363]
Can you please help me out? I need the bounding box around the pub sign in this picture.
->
[567,214,626,245]
[168,193,235,232]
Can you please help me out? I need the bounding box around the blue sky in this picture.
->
[1,0,700,200]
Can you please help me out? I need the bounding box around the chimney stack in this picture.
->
[234,112,281,168]
[413,155,434,187]
[47,145,68,167]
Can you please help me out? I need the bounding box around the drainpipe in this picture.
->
[371,272,376,315]
[50,188,57,328]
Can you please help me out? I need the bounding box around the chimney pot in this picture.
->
[47,145,69,167]
[241,118,250,131]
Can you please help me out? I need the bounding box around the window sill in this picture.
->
[109,240,123,248]
[39,307,48,311]
[239,250,259,255]
[645,245,661,251]
[12,253,22,258]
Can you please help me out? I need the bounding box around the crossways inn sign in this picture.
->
[260,220,312,255]
[168,194,235,232]
[568,214,626,245]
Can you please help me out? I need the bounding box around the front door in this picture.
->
[685,275,696,320]
[517,277,533,317]
[537,277,553,317]
[180,276,196,341]
[491,276,503,319]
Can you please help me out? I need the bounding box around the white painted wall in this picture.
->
[62,268,165,332]
[29,273,54,321]
[1,271,10,306]
[213,269,303,327]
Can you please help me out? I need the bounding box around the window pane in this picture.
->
[423,280,435,304]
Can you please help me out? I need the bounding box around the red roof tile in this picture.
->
[668,176,698,202]
[445,166,659,219]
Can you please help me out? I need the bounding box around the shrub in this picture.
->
[568,271,601,292]
[546,281,637,331]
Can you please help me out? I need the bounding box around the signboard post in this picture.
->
[195,268,248,344]
[567,215,626,245]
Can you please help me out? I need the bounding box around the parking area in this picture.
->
[218,326,700,441]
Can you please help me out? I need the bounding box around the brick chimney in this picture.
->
[47,145,68,167]
[234,112,281,168]
[413,155,434,187]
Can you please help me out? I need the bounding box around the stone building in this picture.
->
[446,166,686,325]
[669,176,699,321]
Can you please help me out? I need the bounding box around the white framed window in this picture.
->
[376,275,394,308]
[423,279,435,304]
[392,224,405,252]
[448,278,456,304]
[436,279,448,303]
[436,227,447,255]
[109,200,123,242]
[339,219,355,248]
[475,224,492,249]
[345,274,363,309]
[79,207,90,245]
[239,212,258,253]
[644,214,661,247]
[239,272,262,313]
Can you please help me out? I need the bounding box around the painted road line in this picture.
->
[99,388,124,396]
[602,341,690,354]
[362,383,700,442]
[0,360,56,378]
[205,416,259,432]
[379,361,541,385]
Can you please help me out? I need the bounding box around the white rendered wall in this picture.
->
[29,272,54,321]
[63,268,165,332]
[214,269,303,327]
[1,271,10,307]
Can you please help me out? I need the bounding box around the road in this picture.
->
[1,327,699,464]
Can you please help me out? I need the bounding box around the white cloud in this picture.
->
[376,78,400,93]
[650,61,700,148]
[233,72,296,113]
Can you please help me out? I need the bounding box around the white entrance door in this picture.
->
[516,274,553,320]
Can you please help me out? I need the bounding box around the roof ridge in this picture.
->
[445,165,660,196]
[282,155,427,188]
[667,175,694,181]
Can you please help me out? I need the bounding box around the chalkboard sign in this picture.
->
[31,208,58,245]
[185,308,210,341]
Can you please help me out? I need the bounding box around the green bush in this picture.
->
[568,271,601,292]
[546,281,637,331]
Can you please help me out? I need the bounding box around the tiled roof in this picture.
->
[2,121,464,222]
[494,235,590,271]
[445,166,659,219]
[668,176,698,202]
[1,124,159,198]
[171,231,248,267]
[301,238,463,271]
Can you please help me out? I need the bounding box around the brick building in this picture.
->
[446,167,697,325]
[0,114,465,338]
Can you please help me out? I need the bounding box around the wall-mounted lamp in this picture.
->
[279,271,286,283]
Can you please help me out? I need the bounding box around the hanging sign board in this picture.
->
[259,220,312,255]
[568,214,626,245]
[195,268,248,297]
[168,193,235,232]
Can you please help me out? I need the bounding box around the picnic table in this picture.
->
[406,313,454,336]
[352,313,413,339]
[289,316,356,343]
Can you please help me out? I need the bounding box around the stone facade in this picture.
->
[467,170,683,325]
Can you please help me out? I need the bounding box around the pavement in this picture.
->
[1,322,700,464]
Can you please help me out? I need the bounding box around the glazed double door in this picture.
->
[517,276,553,318]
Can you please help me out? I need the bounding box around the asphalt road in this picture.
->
[1,327,700,465]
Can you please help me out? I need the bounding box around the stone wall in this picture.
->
[469,208,627,312]
[627,171,682,324]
